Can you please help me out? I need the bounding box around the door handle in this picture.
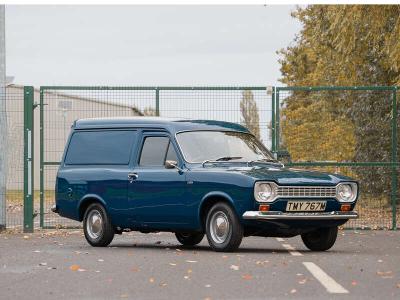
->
[128,172,138,183]
[67,188,73,197]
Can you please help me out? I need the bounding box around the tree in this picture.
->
[278,5,400,201]
[240,90,260,139]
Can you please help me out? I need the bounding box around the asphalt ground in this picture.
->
[0,230,399,299]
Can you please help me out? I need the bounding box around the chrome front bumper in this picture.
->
[242,211,358,220]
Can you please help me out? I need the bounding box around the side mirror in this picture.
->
[165,160,179,169]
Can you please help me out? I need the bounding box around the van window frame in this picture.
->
[136,131,181,169]
[63,128,138,166]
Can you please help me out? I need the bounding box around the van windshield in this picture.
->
[176,131,275,163]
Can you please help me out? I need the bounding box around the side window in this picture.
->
[139,136,179,166]
[65,130,136,165]
[165,142,178,162]
[139,137,169,166]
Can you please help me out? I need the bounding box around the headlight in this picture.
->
[254,182,277,202]
[336,183,357,202]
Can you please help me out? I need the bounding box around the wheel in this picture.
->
[175,232,204,246]
[83,203,115,247]
[301,226,338,251]
[205,202,243,252]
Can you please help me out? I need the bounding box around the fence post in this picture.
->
[271,87,276,152]
[275,89,280,151]
[23,86,34,233]
[391,88,398,230]
[155,88,160,116]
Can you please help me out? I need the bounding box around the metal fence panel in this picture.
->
[2,86,26,230]
[40,86,273,228]
[275,87,399,229]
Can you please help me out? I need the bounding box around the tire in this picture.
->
[83,203,115,247]
[205,202,243,252]
[175,232,204,246]
[301,226,338,251]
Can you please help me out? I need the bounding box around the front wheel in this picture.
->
[83,203,115,247]
[205,202,243,252]
[301,226,338,251]
[175,232,204,246]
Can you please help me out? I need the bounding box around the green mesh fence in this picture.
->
[1,86,26,230]
[39,86,273,228]
[276,87,399,229]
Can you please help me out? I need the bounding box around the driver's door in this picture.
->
[128,132,188,229]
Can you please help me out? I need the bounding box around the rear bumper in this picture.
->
[51,204,59,214]
[242,211,358,220]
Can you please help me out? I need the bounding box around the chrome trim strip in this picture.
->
[242,211,358,220]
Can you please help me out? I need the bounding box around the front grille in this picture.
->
[276,186,336,198]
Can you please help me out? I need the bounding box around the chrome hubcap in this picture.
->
[86,210,103,239]
[210,211,230,244]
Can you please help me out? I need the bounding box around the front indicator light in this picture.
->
[341,204,351,212]
[259,204,270,212]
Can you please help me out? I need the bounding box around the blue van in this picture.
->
[53,117,358,252]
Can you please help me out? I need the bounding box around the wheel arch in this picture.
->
[198,192,237,230]
[78,194,107,222]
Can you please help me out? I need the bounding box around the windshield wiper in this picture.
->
[215,156,243,161]
[202,156,243,167]
[247,158,281,166]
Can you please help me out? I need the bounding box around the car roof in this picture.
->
[73,117,249,133]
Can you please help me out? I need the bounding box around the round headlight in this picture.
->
[254,182,276,202]
[337,184,354,202]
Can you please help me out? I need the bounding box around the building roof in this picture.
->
[7,84,144,116]
[74,117,249,133]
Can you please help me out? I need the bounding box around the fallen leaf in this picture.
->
[39,262,47,266]
[159,282,167,287]
[184,275,190,280]
[23,235,29,240]
[78,268,86,272]
[186,260,197,263]
[205,284,211,288]
[70,264,80,271]
[351,281,357,286]
[130,267,140,272]
[290,289,297,294]
[298,279,307,284]
[149,277,155,283]
[230,265,239,271]
[33,250,41,253]
[377,271,393,278]
[47,267,57,270]
[98,259,104,262]
[187,269,192,274]
[169,263,177,266]
[120,294,129,298]
[242,274,253,280]
[175,249,182,252]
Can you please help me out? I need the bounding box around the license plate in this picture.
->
[286,201,327,212]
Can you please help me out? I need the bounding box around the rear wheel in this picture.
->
[175,232,204,246]
[83,203,114,247]
[205,202,243,252]
[301,226,338,251]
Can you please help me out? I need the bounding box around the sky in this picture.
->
[5,5,301,87]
